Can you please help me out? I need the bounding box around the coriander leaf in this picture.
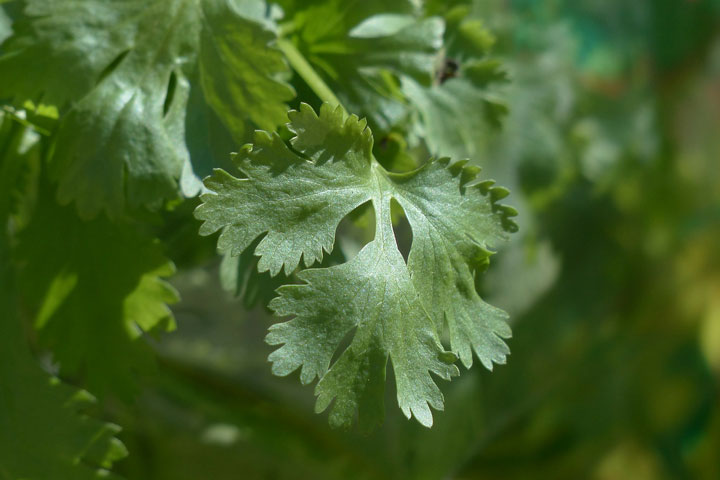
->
[199,0,295,143]
[0,0,292,218]
[17,187,178,397]
[197,104,374,276]
[396,155,518,370]
[196,103,517,428]
[268,201,459,430]
[332,14,444,134]
[277,0,416,44]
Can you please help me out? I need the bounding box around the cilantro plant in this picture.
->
[1,0,517,476]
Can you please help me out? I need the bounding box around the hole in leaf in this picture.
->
[95,50,130,86]
[163,71,178,117]
[335,201,375,261]
[374,132,417,173]
[329,325,357,368]
[390,199,412,263]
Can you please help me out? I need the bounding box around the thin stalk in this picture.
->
[277,38,346,113]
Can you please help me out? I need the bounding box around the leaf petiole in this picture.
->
[277,38,346,113]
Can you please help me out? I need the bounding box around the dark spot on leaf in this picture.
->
[163,71,178,117]
[95,50,130,86]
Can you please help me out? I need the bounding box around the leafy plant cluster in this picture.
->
[0,0,519,476]
[4,0,719,478]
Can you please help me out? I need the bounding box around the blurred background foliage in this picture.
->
[3,0,720,478]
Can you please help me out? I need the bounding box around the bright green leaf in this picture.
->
[196,103,517,428]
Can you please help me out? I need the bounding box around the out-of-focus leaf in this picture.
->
[0,181,126,478]
[402,59,507,160]
[277,0,417,44]
[198,0,295,142]
[0,0,292,218]
[0,311,127,479]
[0,5,10,44]
[17,186,178,397]
[281,0,442,134]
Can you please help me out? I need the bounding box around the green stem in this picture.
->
[277,38,346,112]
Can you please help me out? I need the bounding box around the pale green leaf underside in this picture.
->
[0,0,293,218]
[196,103,517,428]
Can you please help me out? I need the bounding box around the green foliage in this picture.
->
[403,60,507,160]
[17,187,178,397]
[0,306,127,480]
[279,1,442,134]
[402,3,509,160]
[1,0,518,465]
[0,0,292,218]
[0,112,126,479]
[3,0,718,478]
